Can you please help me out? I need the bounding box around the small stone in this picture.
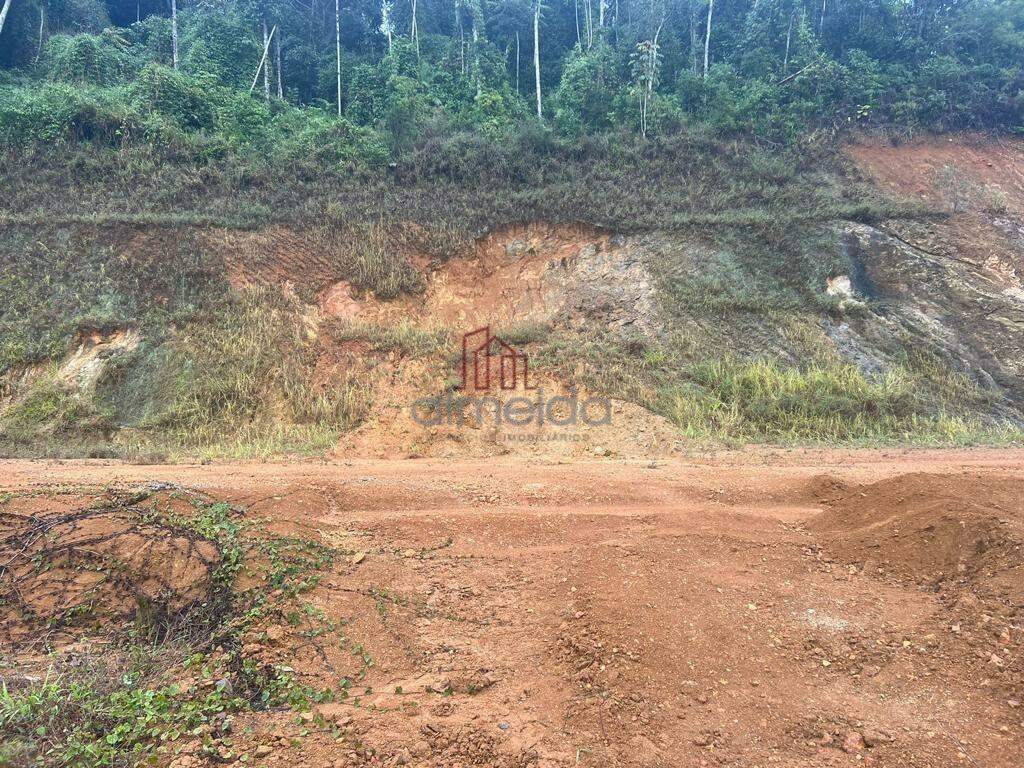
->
[403,549,417,558]
[842,731,865,753]
[861,728,890,747]
[254,745,274,758]
[266,625,285,642]
[1008,699,1020,709]
[352,552,366,565]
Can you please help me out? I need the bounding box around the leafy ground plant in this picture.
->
[0,484,363,767]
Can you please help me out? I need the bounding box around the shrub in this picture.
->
[554,43,620,135]
[131,62,217,131]
[0,82,138,145]
[39,32,132,86]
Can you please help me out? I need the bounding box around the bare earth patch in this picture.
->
[1,450,1022,767]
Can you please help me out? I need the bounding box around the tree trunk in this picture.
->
[472,17,480,96]
[411,0,419,57]
[335,0,342,116]
[820,0,826,35]
[170,0,178,69]
[533,0,542,119]
[689,3,698,75]
[651,20,663,95]
[515,30,520,93]
[457,2,465,76]
[584,0,592,48]
[783,11,793,74]
[36,3,45,63]
[575,0,580,47]
[249,25,276,93]
[262,19,271,101]
[275,29,283,98]
[702,0,713,78]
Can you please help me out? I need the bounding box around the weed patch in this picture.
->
[0,485,359,767]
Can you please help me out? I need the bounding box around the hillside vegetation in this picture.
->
[1,1,1024,458]
[2,134,1023,459]
[1,0,1022,159]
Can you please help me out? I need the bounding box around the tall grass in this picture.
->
[326,319,450,357]
[311,219,423,299]
[667,357,1018,443]
[538,327,1021,445]
[132,286,368,451]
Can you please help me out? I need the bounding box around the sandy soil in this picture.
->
[2,449,1023,767]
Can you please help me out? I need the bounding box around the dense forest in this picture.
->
[0,0,1022,157]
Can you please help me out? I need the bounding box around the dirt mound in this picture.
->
[809,472,1024,604]
[0,487,221,643]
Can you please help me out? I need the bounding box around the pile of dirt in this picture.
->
[0,487,221,644]
[808,472,1024,606]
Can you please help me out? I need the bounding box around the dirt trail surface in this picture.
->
[2,449,1023,767]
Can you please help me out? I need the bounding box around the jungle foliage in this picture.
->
[0,0,1022,158]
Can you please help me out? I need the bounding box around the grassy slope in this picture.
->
[1,135,1016,457]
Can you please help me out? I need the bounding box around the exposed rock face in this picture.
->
[540,234,662,336]
[57,328,141,394]
[837,222,1024,408]
[1,328,141,416]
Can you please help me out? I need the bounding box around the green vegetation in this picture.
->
[327,319,451,358]
[0,488,357,767]
[0,132,908,237]
[134,287,365,444]
[668,357,1008,443]
[0,284,369,459]
[0,0,1021,160]
[0,0,1021,455]
[535,326,1021,445]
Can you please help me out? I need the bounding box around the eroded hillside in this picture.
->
[1,137,1023,458]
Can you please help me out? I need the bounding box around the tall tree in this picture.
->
[335,0,342,116]
[410,0,419,57]
[0,0,13,40]
[170,0,178,69]
[533,0,542,118]
[381,0,393,52]
[275,27,283,98]
[702,0,713,77]
[262,18,271,101]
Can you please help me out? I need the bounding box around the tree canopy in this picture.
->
[1,0,1022,157]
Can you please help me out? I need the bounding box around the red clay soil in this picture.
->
[1,448,1022,767]
[846,135,1024,213]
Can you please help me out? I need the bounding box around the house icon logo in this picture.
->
[459,326,536,391]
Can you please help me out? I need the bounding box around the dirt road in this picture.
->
[2,449,1023,767]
